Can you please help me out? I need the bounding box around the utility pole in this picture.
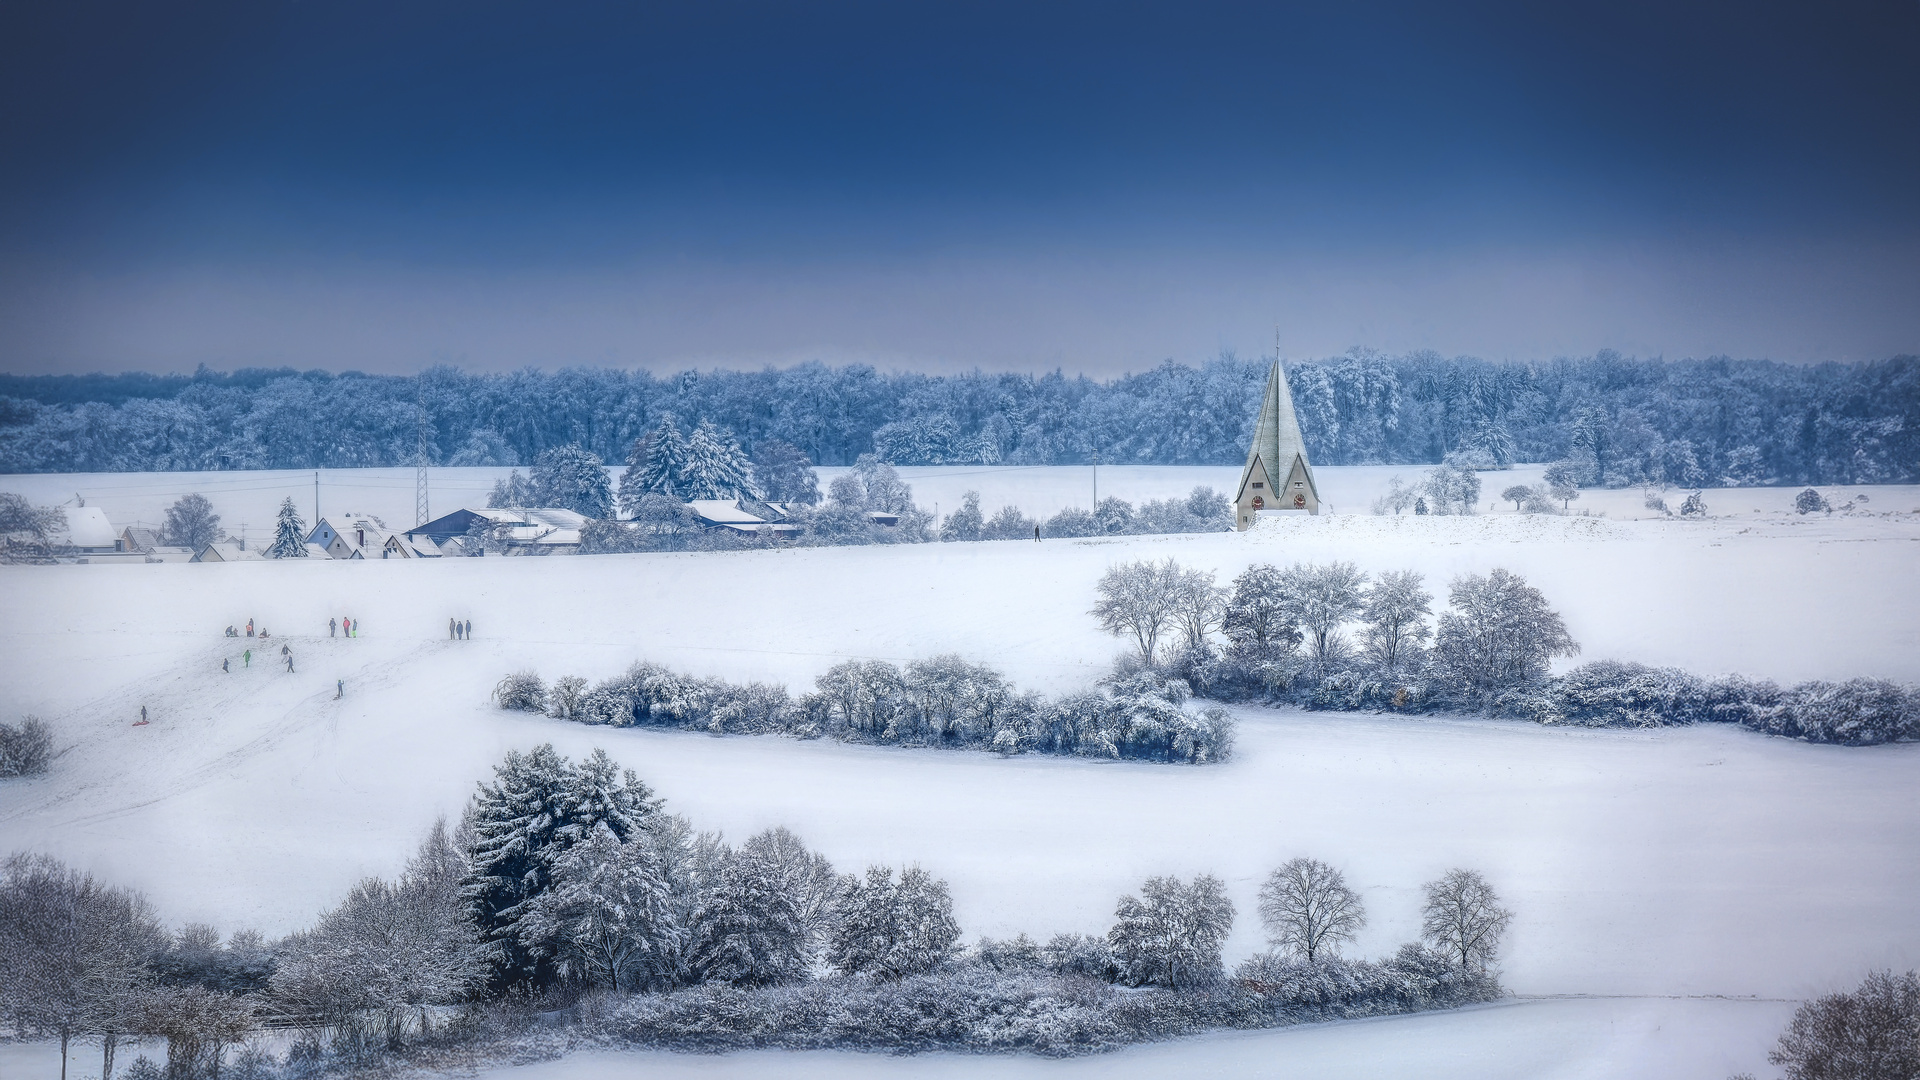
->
[1092,449,1098,510]
[415,401,431,527]
[314,471,320,527]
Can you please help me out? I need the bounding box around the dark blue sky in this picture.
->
[2,0,1916,375]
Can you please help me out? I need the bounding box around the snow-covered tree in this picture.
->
[1106,874,1234,989]
[487,470,537,509]
[737,828,838,964]
[531,444,612,518]
[0,854,164,1080]
[266,497,307,558]
[939,490,985,542]
[517,826,689,992]
[1766,969,1920,1080]
[750,439,821,505]
[1370,475,1419,515]
[1679,490,1707,517]
[826,865,960,979]
[1168,565,1223,651]
[1257,858,1365,963]
[681,422,757,501]
[1361,569,1432,672]
[1094,497,1137,535]
[1542,461,1581,509]
[270,820,486,1029]
[1424,462,1481,515]
[463,745,662,988]
[1091,559,1184,662]
[688,840,808,986]
[627,417,691,502]
[1419,868,1513,972]
[1278,561,1369,667]
[159,494,223,551]
[1220,563,1300,655]
[1795,487,1830,514]
[1434,569,1579,694]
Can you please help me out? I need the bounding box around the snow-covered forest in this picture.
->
[3,352,1915,484]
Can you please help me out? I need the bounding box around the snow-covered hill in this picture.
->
[2,470,1917,1074]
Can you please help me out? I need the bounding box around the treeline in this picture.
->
[0,746,1507,1076]
[3,352,1913,485]
[494,656,1236,764]
[1094,559,1919,747]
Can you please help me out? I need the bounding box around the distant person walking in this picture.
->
[246,618,254,637]
[335,679,343,700]
[286,655,295,673]
[140,705,147,724]
[243,649,251,667]
[1033,524,1041,542]
[465,619,472,639]
[330,618,337,638]
[450,617,457,640]
[342,616,352,638]
[222,658,229,673]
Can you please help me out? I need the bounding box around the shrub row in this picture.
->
[496,660,1236,764]
[1181,649,1918,746]
[582,946,1499,1057]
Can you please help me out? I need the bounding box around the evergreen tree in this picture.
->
[463,745,661,989]
[634,417,692,500]
[682,421,757,501]
[530,444,612,517]
[266,497,307,558]
[159,493,223,550]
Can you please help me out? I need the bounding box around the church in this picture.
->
[1234,360,1321,529]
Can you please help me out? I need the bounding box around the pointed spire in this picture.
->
[1235,359,1320,525]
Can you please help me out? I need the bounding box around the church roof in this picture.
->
[1237,360,1319,503]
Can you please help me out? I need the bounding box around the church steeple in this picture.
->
[1234,359,1320,528]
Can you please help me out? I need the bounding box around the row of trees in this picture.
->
[1,746,1514,1075]
[1086,558,1915,746]
[4,352,1913,486]
[1092,559,1580,697]
[497,656,1237,764]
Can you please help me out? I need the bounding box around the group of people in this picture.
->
[224,618,269,639]
[449,617,474,640]
[329,616,359,638]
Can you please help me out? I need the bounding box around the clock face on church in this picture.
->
[1252,496,1263,509]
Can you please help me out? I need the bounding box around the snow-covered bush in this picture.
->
[491,671,547,713]
[827,865,960,980]
[1543,661,1709,727]
[1794,487,1830,514]
[0,715,52,776]
[1751,680,1917,746]
[524,656,1234,765]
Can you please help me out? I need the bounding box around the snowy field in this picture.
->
[5,462,1914,548]
[3,466,1919,1075]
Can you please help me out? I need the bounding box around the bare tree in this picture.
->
[1361,570,1433,672]
[1256,857,1366,963]
[1168,565,1224,652]
[1420,868,1513,972]
[131,984,256,1080]
[1767,969,1919,1080]
[1090,559,1183,662]
[1278,562,1369,667]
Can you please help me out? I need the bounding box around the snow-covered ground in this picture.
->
[2,467,1918,1075]
[4,462,1912,548]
